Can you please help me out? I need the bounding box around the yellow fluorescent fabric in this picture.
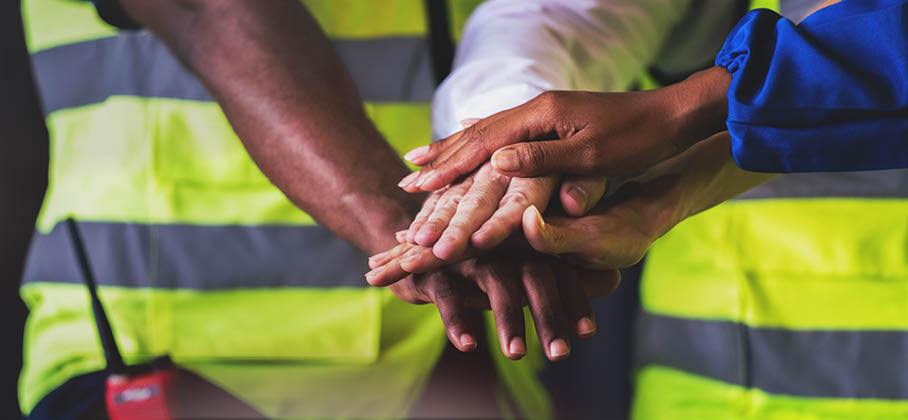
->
[301,0,426,38]
[642,199,908,329]
[750,0,782,12]
[448,0,486,40]
[484,310,552,420]
[633,366,908,420]
[180,293,445,420]
[18,283,419,414]
[24,0,426,52]
[36,98,430,232]
[21,0,115,52]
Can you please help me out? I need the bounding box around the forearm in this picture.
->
[628,133,774,239]
[122,0,419,254]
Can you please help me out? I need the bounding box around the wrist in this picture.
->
[660,66,730,154]
[346,190,425,255]
[618,175,688,241]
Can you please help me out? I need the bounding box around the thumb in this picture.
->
[560,176,608,217]
[522,205,589,255]
[492,140,583,177]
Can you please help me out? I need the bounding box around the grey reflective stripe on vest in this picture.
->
[31,31,434,115]
[22,221,370,289]
[736,168,908,199]
[635,312,908,399]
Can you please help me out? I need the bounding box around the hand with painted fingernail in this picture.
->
[521,179,671,271]
[397,68,731,193]
[396,168,606,261]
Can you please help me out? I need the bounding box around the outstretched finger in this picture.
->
[471,176,558,250]
[406,191,442,244]
[423,271,479,352]
[556,264,596,339]
[475,261,527,360]
[404,104,558,192]
[520,260,571,362]
[433,163,510,261]
[368,242,408,269]
[414,178,474,246]
[365,246,421,286]
[401,246,476,274]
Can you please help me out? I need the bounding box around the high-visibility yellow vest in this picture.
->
[18,1,550,418]
[632,1,908,418]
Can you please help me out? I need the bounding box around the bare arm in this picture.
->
[522,132,775,269]
[120,0,420,254]
[0,1,48,415]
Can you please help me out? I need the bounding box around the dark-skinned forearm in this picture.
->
[122,0,420,254]
[661,66,731,154]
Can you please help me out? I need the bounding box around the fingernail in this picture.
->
[433,237,455,260]
[549,338,570,359]
[567,186,588,210]
[398,171,420,188]
[492,149,520,172]
[364,271,377,284]
[460,334,476,350]
[530,205,547,232]
[509,337,526,357]
[577,317,597,337]
[404,145,430,163]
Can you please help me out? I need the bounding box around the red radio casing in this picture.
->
[106,369,177,420]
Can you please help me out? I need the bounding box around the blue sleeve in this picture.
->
[715,0,908,173]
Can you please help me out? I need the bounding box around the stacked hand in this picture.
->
[367,67,740,361]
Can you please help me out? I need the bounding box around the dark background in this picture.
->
[0,0,48,417]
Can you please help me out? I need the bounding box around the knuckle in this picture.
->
[502,189,531,208]
[498,305,522,326]
[578,141,602,171]
[461,193,492,212]
[428,140,445,154]
[433,284,458,301]
[520,144,549,166]
[445,314,464,329]
[535,91,560,109]
[489,169,511,184]
[461,125,490,155]
[536,306,559,326]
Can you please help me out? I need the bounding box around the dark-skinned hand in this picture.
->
[372,245,620,362]
[398,67,731,192]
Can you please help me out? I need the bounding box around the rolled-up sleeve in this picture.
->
[432,0,690,139]
[716,0,908,172]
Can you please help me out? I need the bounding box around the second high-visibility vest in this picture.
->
[18,0,550,418]
[632,1,908,418]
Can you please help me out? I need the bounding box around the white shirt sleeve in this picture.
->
[432,0,692,139]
